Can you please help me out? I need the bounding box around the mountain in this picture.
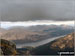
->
[0,28,7,36]
[31,32,74,55]
[0,28,6,33]
[0,28,6,32]
[23,25,74,32]
[0,25,74,44]
[1,27,47,44]
[1,28,41,41]
[0,33,74,55]
[8,24,74,32]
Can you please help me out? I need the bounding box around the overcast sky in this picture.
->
[0,0,75,21]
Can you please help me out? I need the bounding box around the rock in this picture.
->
[0,39,17,55]
[0,48,3,55]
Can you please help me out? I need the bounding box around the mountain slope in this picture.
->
[1,28,47,44]
[0,25,74,44]
[31,33,74,55]
[0,33,74,55]
[0,28,7,35]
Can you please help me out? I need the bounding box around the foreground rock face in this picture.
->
[0,39,17,55]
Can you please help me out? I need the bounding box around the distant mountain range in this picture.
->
[0,25,74,44]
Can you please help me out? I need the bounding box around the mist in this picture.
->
[1,21,74,29]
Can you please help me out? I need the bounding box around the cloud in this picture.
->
[1,20,74,29]
[0,0,75,21]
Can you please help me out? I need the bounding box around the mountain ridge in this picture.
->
[0,25,74,44]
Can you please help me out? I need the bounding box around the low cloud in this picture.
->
[1,20,74,29]
[0,0,75,21]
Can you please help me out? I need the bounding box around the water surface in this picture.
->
[16,35,65,48]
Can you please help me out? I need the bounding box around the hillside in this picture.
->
[0,25,74,44]
[0,28,45,43]
[31,33,74,55]
[0,28,7,36]
[0,32,74,55]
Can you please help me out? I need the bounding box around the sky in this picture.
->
[0,0,75,21]
[0,20,74,29]
[0,0,74,29]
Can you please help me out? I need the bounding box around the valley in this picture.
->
[0,25,74,44]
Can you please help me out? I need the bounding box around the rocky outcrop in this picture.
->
[51,33,74,50]
[0,39,17,55]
